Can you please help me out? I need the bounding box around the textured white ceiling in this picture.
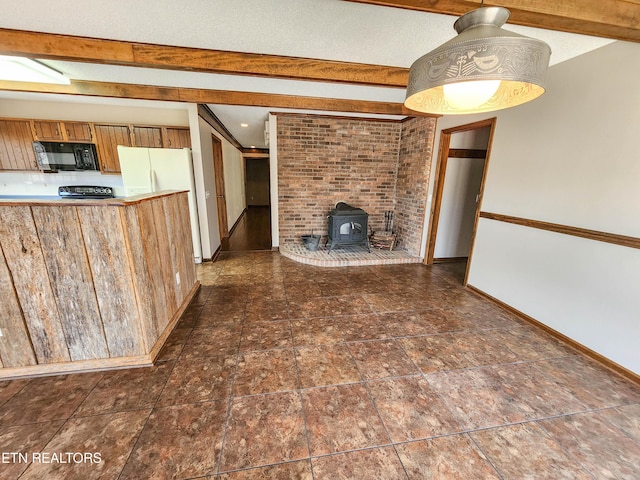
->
[0,0,615,147]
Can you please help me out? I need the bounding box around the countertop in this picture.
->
[0,190,188,206]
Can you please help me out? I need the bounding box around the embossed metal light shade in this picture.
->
[405,7,551,115]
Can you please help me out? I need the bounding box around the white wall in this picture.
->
[190,108,220,259]
[434,128,489,258]
[464,40,640,374]
[189,110,246,257]
[268,113,279,247]
[221,140,246,229]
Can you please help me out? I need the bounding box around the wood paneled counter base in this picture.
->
[0,191,199,379]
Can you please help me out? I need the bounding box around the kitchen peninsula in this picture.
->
[0,190,199,379]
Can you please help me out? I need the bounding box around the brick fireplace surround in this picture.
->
[276,114,436,257]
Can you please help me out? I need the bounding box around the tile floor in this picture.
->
[1,251,639,479]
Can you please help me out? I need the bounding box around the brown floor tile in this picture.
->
[295,345,362,388]
[399,335,473,373]
[245,299,290,321]
[383,310,473,337]
[291,317,344,346]
[362,292,418,313]
[0,373,103,426]
[21,409,149,480]
[442,303,525,330]
[200,302,247,323]
[196,311,245,330]
[190,286,213,305]
[182,326,242,357]
[598,403,640,442]
[247,283,287,301]
[532,356,640,409]
[367,376,461,442]
[455,330,519,366]
[491,362,587,419]
[120,401,226,479]
[471,422,592,480]
[426,367,528,430]
[301,383,389,456]
[347,339,418,379]
[284,284,325,302]
[212,460,312,479]
[0,379,30,407]
[157,355,235,406]
[239,320,292,352]
[288,295,372,319]
[233,349,299,396]
[312,446,407,479]
[220,392,308,472]
[0,420,64,478]
[335,314,390,341]
[492,326,573,360]
[75,361,174,415]
[540,411,640,479]
[156,326,192,361]
[396,435,501,479]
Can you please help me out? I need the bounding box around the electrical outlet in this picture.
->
[175,272,180,285]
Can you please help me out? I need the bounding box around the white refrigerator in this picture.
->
[117,146,202,263]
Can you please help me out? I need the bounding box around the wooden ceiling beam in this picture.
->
[346,0,640,43]
[0,28,408,88]
[0,79,435,117]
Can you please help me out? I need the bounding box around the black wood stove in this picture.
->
[327,202,370,253]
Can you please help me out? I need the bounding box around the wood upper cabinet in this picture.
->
[32,121,92,142]
[164,127,191,149]
[63,122,92,142]
[133,126,163,148]
[93,124,132,173]
[32,120,63,141]
[0,120,38,171]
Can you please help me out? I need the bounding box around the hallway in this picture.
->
[221,206,272,252]
[1,252,637,479]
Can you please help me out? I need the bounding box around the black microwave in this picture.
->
[33,141,100,172]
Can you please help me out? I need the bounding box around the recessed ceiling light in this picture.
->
[240,123,249,128]
[0,55,71,85]
[250,145,256,148]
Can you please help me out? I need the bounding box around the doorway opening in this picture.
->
[221,154,272,252]
[425,118,497,285]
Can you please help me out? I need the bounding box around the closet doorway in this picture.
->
[426,118,496,283]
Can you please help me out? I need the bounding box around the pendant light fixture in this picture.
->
[405,6,551,115]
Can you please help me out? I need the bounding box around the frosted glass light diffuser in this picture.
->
[0,55,70,85]
[443,79,501,110]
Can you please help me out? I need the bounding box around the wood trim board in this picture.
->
[346,0,640,43]
[0,28,409,88]
[466,284,640,386]
[479,212,640,250]
[0,79,416,116]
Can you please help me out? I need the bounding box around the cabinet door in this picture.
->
[33,120,64,141]
[0,120,38,170]
[133,126,163,148]
[62,122,92,142]
[165,127,191,149]
[93,124,132,173]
